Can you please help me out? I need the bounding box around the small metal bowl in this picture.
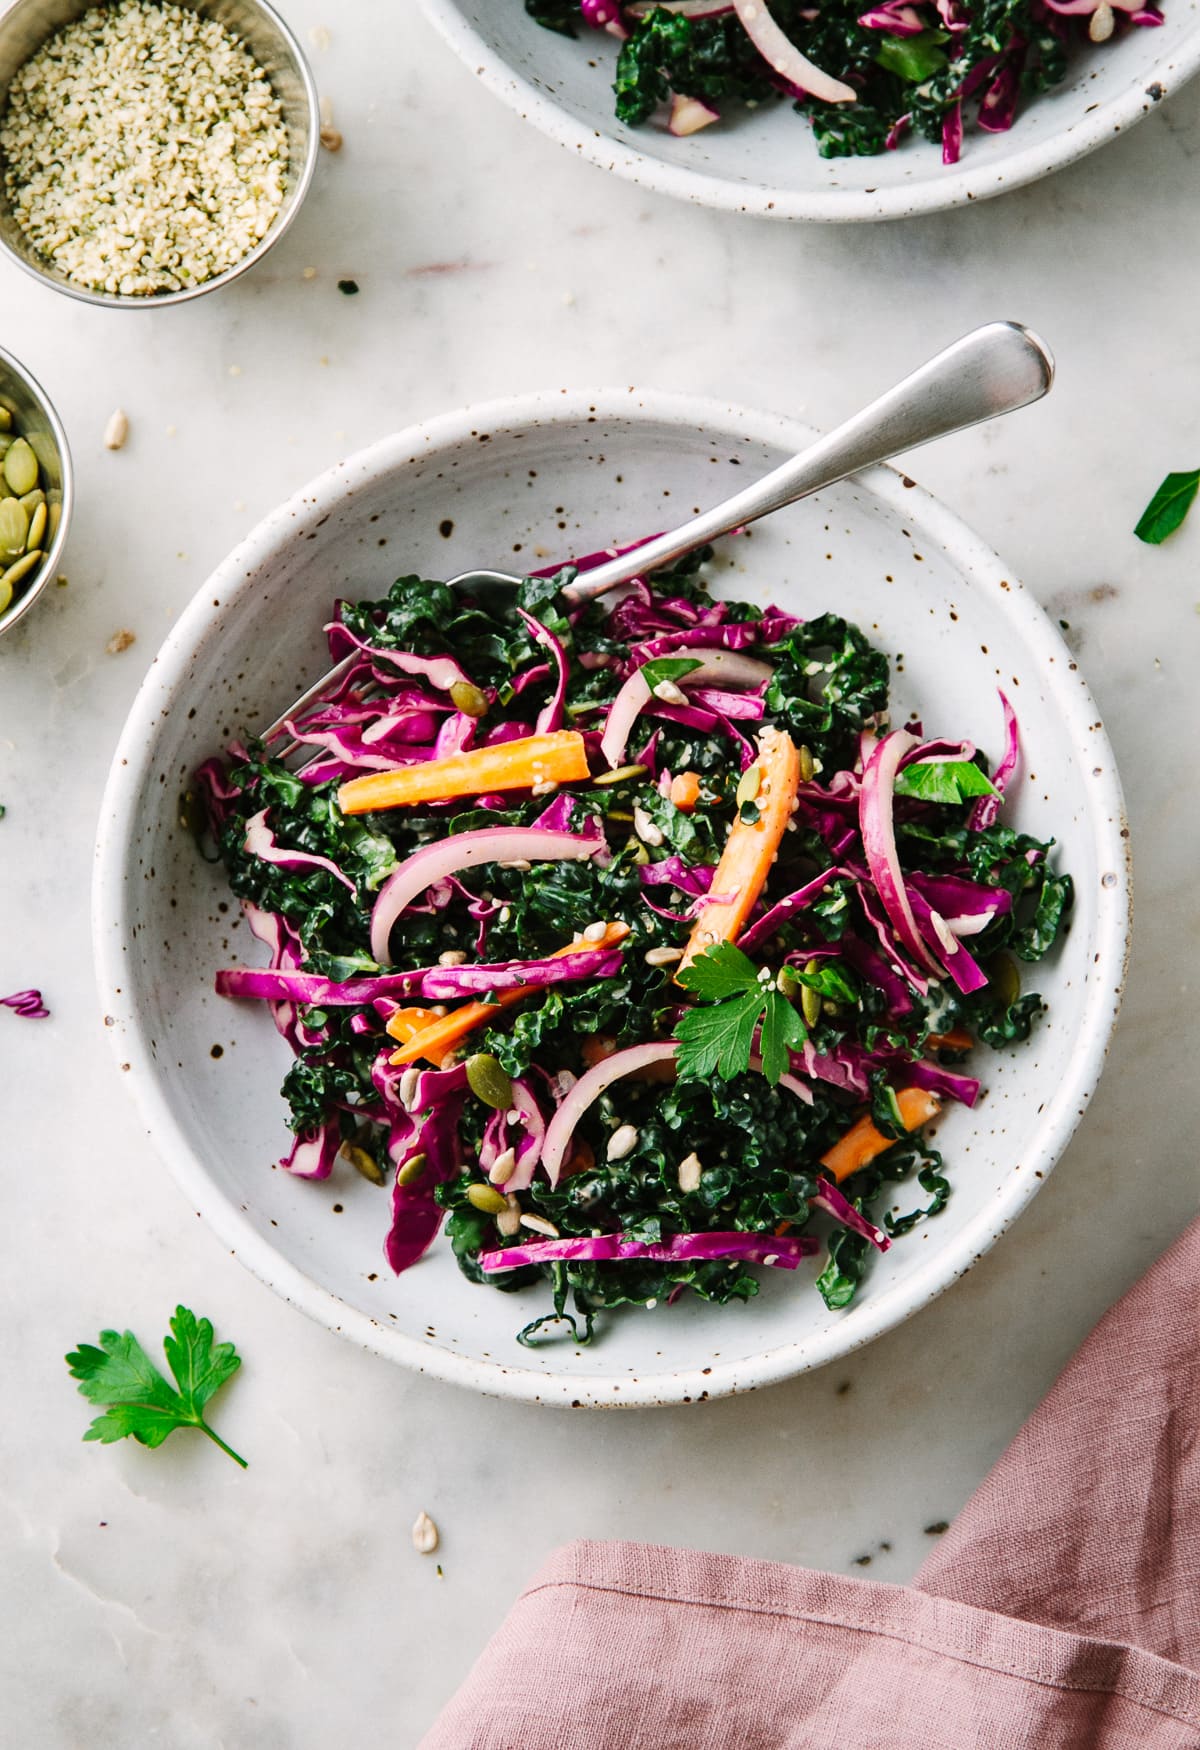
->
[0,344,73,639]
[0,0,320,309]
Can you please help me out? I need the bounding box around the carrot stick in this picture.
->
[337,731,589,816]
[818,1086,942,1184]
[678,727,801,974]
[387,923,630,1065]
[927,1027,973,1053]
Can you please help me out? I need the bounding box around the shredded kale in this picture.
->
[210,547,1072,1342]
[530,0,1106,162]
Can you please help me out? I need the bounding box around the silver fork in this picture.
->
[265,320,1053,766]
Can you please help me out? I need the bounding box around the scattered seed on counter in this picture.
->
[0,0,289,297]
[103,410,129,451]
[106,629,136,655]
[412,1511,439,1556]
[319,95,343,152]
[337,279,360,295]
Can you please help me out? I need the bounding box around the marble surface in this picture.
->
[2,4,1199,1743]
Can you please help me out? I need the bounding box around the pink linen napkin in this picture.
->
[422,1218,1200,1748]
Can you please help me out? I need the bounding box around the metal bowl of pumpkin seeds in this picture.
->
[0,344,72,638]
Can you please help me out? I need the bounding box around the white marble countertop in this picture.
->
[3,4,1199,1743]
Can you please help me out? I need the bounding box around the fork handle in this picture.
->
[564,321,1054,604]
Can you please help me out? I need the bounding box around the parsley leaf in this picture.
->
[675,942,806,1085]
[66,1306,247,1468]
[640,656,704,692]
[1134,469,1200,544]
[894,760,996,805]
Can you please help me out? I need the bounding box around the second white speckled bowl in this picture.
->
[93,390,1130,1407]
[422,0,1200,222]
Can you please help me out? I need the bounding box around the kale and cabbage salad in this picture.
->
[528,0,1163,163]
[199,545,1071,1346]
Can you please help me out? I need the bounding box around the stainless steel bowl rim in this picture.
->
[0,0,320,309]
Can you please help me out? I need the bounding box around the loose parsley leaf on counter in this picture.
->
[1134,469,1200,544]
[66,1306,247,1468]
[676,942,806,1086]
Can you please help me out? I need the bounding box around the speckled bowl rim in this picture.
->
[419,0,1200,223]
[92,388,1131,1408]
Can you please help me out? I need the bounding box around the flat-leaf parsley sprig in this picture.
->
[675,941,806,1087]
[66,1305,247,1468]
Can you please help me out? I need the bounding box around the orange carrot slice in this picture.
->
[678,727,801,974]
[387,922,630,1065]
[338,731,590,816]
[927,1027,973,1053]
[669,771,702,813]
[818,1086,941,1184]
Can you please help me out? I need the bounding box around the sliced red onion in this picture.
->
[899,1059,979,1107]
[544,1041,678,1186]
[243,809,358,898]
[517,608,569,734]
[669,93,721,135]
[688,686,765,720]
[478,1227,819,1273]
[859,733,944,978]
[732,0,856,103]
[600,647,773,769]
[969,691,1019,831]
[811,1178,891,1251]
[369,823,605,965]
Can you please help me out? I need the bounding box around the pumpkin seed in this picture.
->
[0,407,11,431]
[800,959,822,1029]
[396,1151,428,1186]
[798,744,816,783]
[0,549,43,608]
[25,502,46,552]
[449,679,488,718]
[4,438,39,497]
[466,1181,509,1214]
[19,488,44,513]
[47,501,61,543]
[736,764,762,807]
[465,1051,513,1111]
[988,952,1021,1009]
[341,1142,386,1186]
[591,764,647,787]
[0,497,29,559]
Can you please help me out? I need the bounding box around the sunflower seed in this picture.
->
[437,949,467,966]
[103,408,129,450]
[633,805,663,847]
[412,1511,439,1555]
[489,1147,518,1185]
[582,920,609,943]
[496,1194,522,1237]
[519,1213,559,1237]
[677,1151,702,1192]
[644,945,683,967]
[606,1123,639,1162]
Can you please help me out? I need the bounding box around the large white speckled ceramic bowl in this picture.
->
[421,0,1200,222]
[93,390,1130,1407]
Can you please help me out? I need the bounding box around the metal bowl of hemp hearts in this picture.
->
[0,0,320,308]
[0,345,72,640]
